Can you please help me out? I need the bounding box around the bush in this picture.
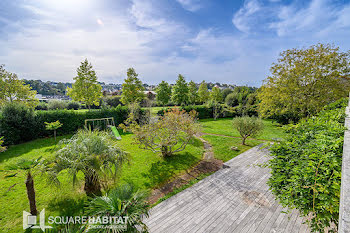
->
[35,102,48,110]
[103,96,123,108]
[225,93,239,107]
[47,100,68,110]
[0,103,36,145]
[268,98,347,232]
[67,101,81,110]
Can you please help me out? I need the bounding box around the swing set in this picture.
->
[84,117,122,140]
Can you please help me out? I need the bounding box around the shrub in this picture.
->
[47,100,68,110]
[0,136,6,152]
[0,103,36,145]
[232,116,264,145]
[35,102,48,110]
[268,98,347,232]
[67,101,81,110]
[103,96,123,107]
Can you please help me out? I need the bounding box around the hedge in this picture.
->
[0,105,132,145]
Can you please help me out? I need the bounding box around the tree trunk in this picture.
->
[161,146,172,157]
[54,130,56,141]
[242,137,247,145]
[84,170,102,197]
[25,172,37,215]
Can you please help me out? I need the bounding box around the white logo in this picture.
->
[23,209,53,231]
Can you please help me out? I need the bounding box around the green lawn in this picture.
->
[200,118,286,141]
[202,135,262,162]
[0,133,203,232]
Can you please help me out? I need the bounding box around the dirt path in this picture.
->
[148,135,222,204]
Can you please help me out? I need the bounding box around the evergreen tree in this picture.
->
[121,68,145,105]
[156,81,172,106]
[172,74,189,106]
[188,80,198,105]
[198,81,209,103]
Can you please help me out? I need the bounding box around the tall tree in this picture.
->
[67,59,102,110]
[188,80,198,105]
[172,74,189,106]
[121,68,145,105]
[210,86,223,102]
[198,81,209,103]
[258,43,350,123]
[0,65,38,107]
[156,80,172,106]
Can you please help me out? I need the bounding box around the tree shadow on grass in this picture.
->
[47,196,87,217]
[141,152,198,188]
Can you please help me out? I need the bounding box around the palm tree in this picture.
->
[85,183,150,233]
[7,157,42,215]
[45,129,128,196]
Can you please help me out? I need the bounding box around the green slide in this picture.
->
[109,126,122,140]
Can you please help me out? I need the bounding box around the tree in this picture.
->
[44,120,63,141]
[188,81,198,105]
[198,81,209,103]
[210,86,223,103]
[121,68,145,105]
[222,88,233,101]
[125,108,200,157]
[7,157,43,216]
[156,81,172,106]
[0,137,6,152]
[172,74,189,106]
[86,183,149,232]
[0,65,38,107]
[258,43,350,123]
[232,116,264,145]
[45,129,127,196]
[67,59,102,110]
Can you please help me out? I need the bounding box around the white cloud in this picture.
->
[232,0,261,33]
[176,0,202,12]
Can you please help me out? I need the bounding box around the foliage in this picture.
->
[35,101,48,110]
[188,80,198,105]
[85,183,149,232]
[45,120,63,141]
[0,136,6,152]
[198,81,209,103]
[103,96,123,107]
[268,98,347,232]
[67,101,81,110]
[126,108,200,157]
[210,86,223,103]
[172,74,189,106]
[232,116,264,145]
[47,100,68,110]
[121,68,145,105]
[156,80,172,106]
[0,102,36,145]
[45,129,128,196]
[67,59,103,110]
[24,79,67,96]
[225,92,239,107]
[258,43,350,123]
[222,88,233,101]
[0,65,38,107]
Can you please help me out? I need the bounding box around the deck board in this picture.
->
[145,145,310,233]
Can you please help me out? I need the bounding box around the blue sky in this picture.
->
[0,0,350,86]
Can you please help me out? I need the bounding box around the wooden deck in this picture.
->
[145,145,310,233]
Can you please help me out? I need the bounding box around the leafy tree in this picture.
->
[258,43,350,123]
[198,81,209,103]
[268,98,347,232]
[7,157,43,216]
[222,88,233,101]
[225,92,239,107]
[0,65,38,107]
[172,74,189,106]
[188,80,198,105]
[210,86,223,103]
[44,120,63,141]
[232,116,264,145]
[86,183,149,232]
[125,108,199,157]
[121,68,145,105]
[67,59,102,110]
[45,129,127,196]
[156,81,172,106]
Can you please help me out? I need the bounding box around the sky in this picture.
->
[0,0,350,86]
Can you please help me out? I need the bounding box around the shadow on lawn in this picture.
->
[141,152,198,188]
[47,196,87,217]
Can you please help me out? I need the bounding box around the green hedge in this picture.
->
[0,105,131,145]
